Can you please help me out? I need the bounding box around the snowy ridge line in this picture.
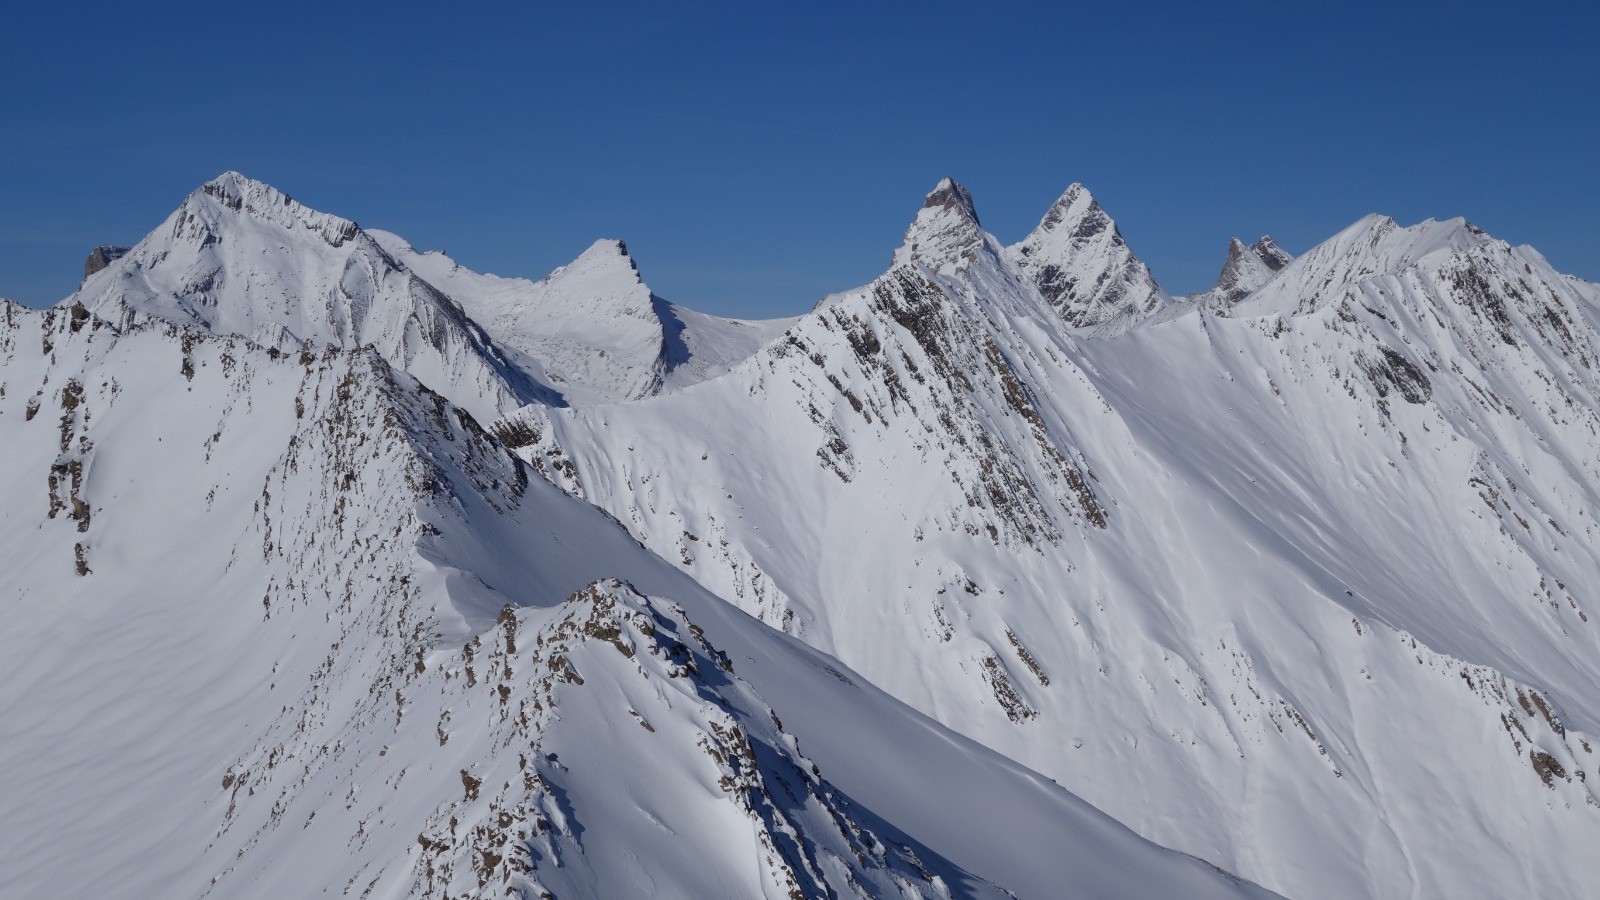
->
[509,177,1600,899]
[12,168,1600,898]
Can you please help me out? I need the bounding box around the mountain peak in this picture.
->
[195,171,298,218]
[1007,184,1170,332]
[1034,183,1106,238]
[1207,234,1296,304]
[1251,235,1292,271]
[893,178,992,273]
[1236,213,1500,317]
[923,177,980,225]
[180,171,361,248]
[201,169,264,199]
[71,172,542,421]
[569,238,641,276]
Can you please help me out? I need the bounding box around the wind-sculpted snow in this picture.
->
[0,300,1269,899]
[508,179,1600,899]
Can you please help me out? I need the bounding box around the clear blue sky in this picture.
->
[2,1,1595,316]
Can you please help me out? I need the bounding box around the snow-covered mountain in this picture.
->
[8,169,1600,898]
[373,231,797,406]
[0,299,1265,899]
[502,179,1600,899]
[1006,182,1176,332]
[69,172,551,422]
[66,172,791,419]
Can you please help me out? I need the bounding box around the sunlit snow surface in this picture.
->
[7,171,1600,898]
[0,300,1263,897]
[506,185,1600,898]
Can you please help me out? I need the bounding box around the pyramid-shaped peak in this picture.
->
[1005,182,1169,332]
[579,237,633,261]
[180,171,360,248]
[557,238,646,286]
[197,171,292,212]
[1032,183,1116,242]
[893,178,994,273]
[922,177,980,225]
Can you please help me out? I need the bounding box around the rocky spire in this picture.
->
[892,177,995,274]
[1208,235,1294,304]
[83,246,129,279]
[1007,184,1170,333]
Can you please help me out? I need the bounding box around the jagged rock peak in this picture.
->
[1033,183,1116,244]
[1007,183,1171,333]
[923,176,980,225]
[1208,235,1296,304]
[1250,235,1292,271]
[83,246,129,279]
[893,177,993,273]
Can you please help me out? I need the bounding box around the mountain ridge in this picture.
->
[0,297,1268,899]
[501,177,1600,899]
[7,170,1600,898]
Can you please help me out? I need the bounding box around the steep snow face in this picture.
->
[1200,235,1294,305]
[1006,183,1175,333]
[68,172,546,422]
[374,232,796,406]
[508,182,1600,899]
[0,302,1267,900]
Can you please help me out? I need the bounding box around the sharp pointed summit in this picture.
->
[893,177,997,274]
[1206,235,1295,304]
[923,176,980,223]
[1006,184,1172,333]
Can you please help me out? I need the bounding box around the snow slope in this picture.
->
[0,299,1266,899]
[504,179,1600,899]
[372,231,796,406]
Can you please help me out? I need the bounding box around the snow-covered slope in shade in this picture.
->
[1197,235,1294,305]
[0,300,1268,899]
[505,179,1600,899]
[1006,183,1177,332]
[373,231,797,406]
[67,172,549,422]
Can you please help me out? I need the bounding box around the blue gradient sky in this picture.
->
[2,1,1595,316]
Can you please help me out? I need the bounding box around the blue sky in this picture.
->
[2,1,1595,316]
